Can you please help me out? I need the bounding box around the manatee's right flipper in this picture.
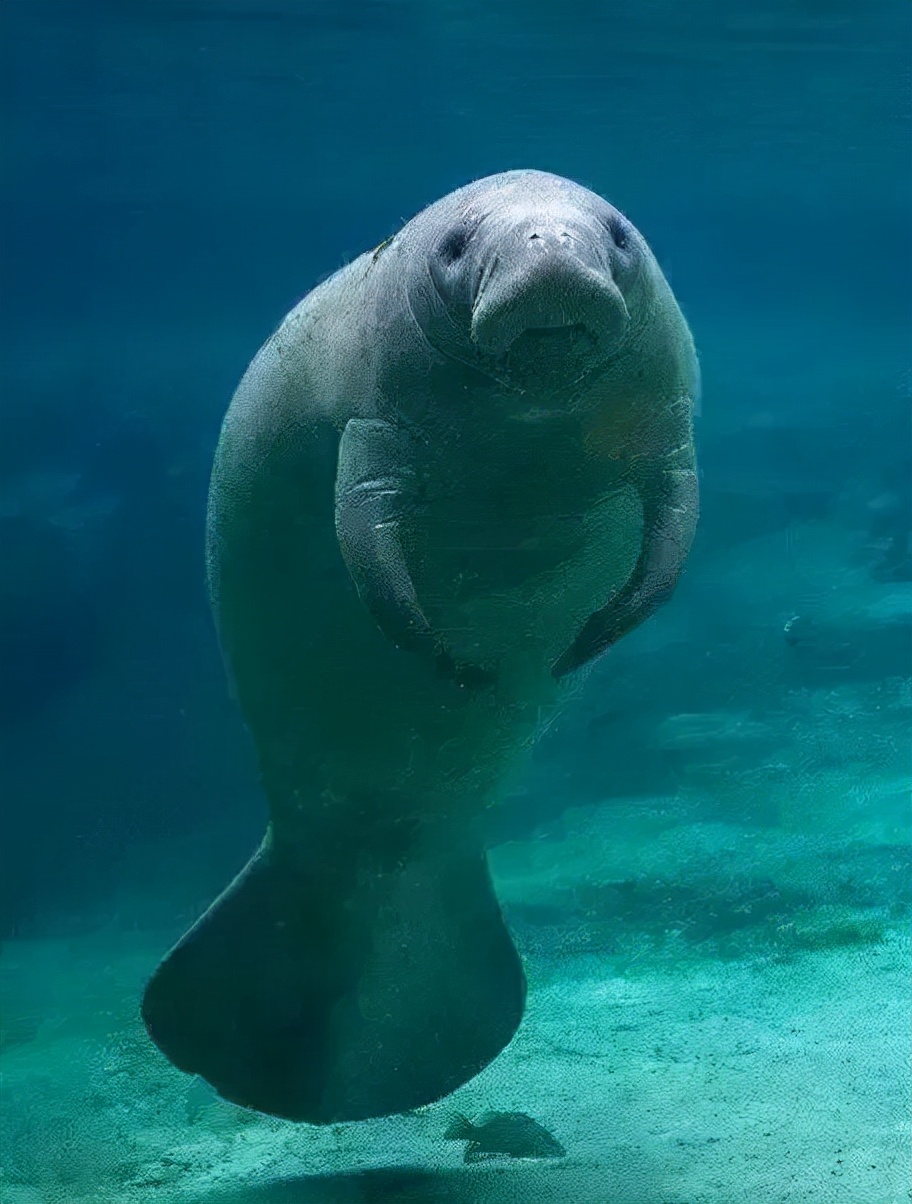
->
[334,418,435,655]
[141,830,525,1123]
[334,417,493,687]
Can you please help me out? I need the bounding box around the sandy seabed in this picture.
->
[1,819,908,1204]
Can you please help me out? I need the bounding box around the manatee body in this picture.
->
[141,170,699,1123]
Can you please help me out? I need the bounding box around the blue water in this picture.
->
[1,2,909,1201]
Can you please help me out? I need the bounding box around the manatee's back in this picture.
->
[205,290,345,790]
[205,259,414,796]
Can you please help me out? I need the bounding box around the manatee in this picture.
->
[141,169,699,1123]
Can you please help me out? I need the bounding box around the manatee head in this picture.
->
[409,170,653,384]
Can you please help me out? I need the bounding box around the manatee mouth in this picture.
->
[497,321,599,357]
[523,321,590,339]
[470,270,629,358]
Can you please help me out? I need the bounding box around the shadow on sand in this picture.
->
[189,1160,633,1204]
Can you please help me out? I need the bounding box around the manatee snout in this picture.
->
[468,218,630,356]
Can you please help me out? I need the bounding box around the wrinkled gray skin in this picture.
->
[141,170,699,1125]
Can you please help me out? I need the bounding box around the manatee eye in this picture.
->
[438,225,470,266]
[612,224,629,251]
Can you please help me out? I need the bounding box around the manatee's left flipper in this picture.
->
[335,418,493,687]
[552,465,698,677]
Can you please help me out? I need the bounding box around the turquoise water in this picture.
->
[1,2,909,1201]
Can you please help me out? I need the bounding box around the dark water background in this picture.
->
[3,0,908,935]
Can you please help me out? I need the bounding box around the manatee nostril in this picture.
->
[527,230,573,247]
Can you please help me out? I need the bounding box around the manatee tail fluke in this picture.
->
[141,830,525,1123]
